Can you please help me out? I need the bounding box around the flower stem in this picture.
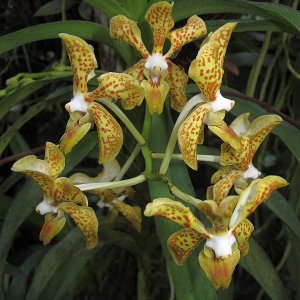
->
[141,105,153,174]
[99,99,146,145]
[152,153,220,163]
[159,96,202,175]
[169,185,202,207]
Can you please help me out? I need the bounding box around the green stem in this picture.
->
[60,0,67,65]
[141,105,153,174]
[137,261,147,300]
[246,31,272,97]
[152,153,220,163]
[169,185,202,206]
[159,96,202,175]
[76,174,146,191]
[99,99,146,145]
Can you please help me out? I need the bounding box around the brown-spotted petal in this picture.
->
[166,61,188,112]
[125,59,146,82]
[144,198,209,236]
[44,142,65,178]
[211,166,235,184]
[165,15,206,58]
[178,103,211,170]
[59,33,97,95]
[59,202,98,249]
[145,1,174,54]
[232,218,254,256]
[39,212,66,245]
[229,176,288,228]
[88,102,123,164]
[168,228,204,266]
[110,15,149,59]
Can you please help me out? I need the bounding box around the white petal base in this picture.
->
[205,233,236,258]
[65,93,88,113]
[243,163,261,179]
[36,198,58,215]
[144,54,168,71]
[210,90,235,113]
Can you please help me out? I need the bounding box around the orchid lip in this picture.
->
[144,54,168,71]
[65,93,88,113]
[36,197,58,215]
[205,233,236,258]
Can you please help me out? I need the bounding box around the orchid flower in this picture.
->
[144,176,287,289]
[58,33,144,163]
[69,159,142,232]
[178,23,242,170]
[208,113,282,202]
[110,1,206,114]
[11,142,98,249]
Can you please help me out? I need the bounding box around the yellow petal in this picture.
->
[39,212,66,245]
[88,102,123,164]
[229,176,288,228]
[111,200,142,232]
[177,103,211,170]
[229,112,251,135]
[110,15,149,58]
[165,15,206,58]
[125,59,146,82]
[59,33,97,95]
[167,228,204,266]
[145,1,174,54]
[52,177,88,206]
[144,198,209,236]
[211,166,235,184]
[199,246,240,289]
[141,77,170,114]
[58,202,99,249]
[44,142,65,178]
[166,61,188,112]
[232,218,254,256]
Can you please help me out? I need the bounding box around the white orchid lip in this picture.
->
[65,93,88,113]
[144,54,168,71]
[209,90,235,113]
[36,197,58,215]
[205,232,236,258]
[243,163,261,179]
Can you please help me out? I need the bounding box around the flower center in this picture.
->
[205,232,236,258]
[36,197,58,215]
[243,163,261,179]
[144,54,168,72]
[65,93,88,113]
[209,90,235,112]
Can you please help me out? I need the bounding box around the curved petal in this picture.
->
[110,15,149,59]
[59,33,97,95]
[230,112,251,136]
[39,212,66,245]
[58,202,98,249]
[165,15,206,58]
[168,228,204,266]
[125,59,146,82]
[232,218,254,256]
[52,177,88,206]
[211,166,235,184]
[145,1,174,54]
[144,198,209,236]
[44,142,65,178]
[229,176,288,228]
[178,103,211,170]
[111,200,142,232]
[88,102,123,164]
[166,61,188,112]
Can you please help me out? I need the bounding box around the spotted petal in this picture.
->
[145,1,174,54]
[44,142,65,178]
[178,103,211,170]
[39,212,66,245]
[232,218,254,255]
[58,202,98,249]
[86,73,144,110]
[211,166,235,184]
[88,102,123,164]
[110,15,149,59]
[59,33,97,95]
[229,176,288,228]
[125,59,146,82]
[168,228,204,266]
[166,61,188,112]
[165,15,206,58]
[144,198,209,236]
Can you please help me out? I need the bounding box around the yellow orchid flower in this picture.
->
[58,33,144,163]
[144,176,288,289]
[69,159,142,232]
[207,113,282,202]
[110,1,207,114]
[178,23,241,170]
[11,142,98,249]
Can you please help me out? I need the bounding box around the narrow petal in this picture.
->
[144,198,209,236]
[232,218,254,256]
[44,142,65,178]
[178,103,211,170]
[166,61,188,112]
[59,202,99,249]
[125,59,146,82]
[39,212,66,245]
[229,176,288,228]
[110,15,149,58]
[111,200,142,232]
[59,33,97,95]
[145,1,174,54]
[167,228,203,266]
[88,102,123,164]
[165,16,206,58]
[52,177,88,206]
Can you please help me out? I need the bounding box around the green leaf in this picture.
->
[34,0,76,16]
[239,238,286,300]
